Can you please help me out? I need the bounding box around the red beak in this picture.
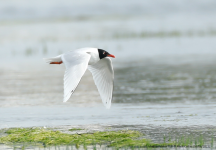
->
[107,54,115,58]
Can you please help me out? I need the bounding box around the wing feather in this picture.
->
[61,51,90,102]
[88,58,114,109]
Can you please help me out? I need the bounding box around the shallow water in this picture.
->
[1,55,216,127]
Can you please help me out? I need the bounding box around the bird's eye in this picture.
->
[103,51,105,54]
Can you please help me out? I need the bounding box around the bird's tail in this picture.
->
[43,55,63,64]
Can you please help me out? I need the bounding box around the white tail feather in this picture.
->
[43,55,62,63]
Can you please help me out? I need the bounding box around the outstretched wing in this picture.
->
[88,58,114,109]
[61,51,91,102]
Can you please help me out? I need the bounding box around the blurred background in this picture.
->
[0,0,216,127]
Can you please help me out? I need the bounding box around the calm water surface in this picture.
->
[0,56,216,128]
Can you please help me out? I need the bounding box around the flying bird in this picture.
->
[44,48,115,109]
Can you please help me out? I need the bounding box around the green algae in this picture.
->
[0,128,142,147]
[0,128,205,149]
[68,128,83,131]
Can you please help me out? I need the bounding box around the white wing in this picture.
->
[61,51,91,102]
[88,58,114,109]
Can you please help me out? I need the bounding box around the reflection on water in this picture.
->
[114,59,216,104]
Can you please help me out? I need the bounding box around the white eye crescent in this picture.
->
[103,51,105,54]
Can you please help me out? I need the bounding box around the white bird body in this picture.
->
[44,47,115,109]
[63,48,100,65]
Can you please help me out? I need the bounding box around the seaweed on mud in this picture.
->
[68,128,83,131]
[0,128,206,149]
